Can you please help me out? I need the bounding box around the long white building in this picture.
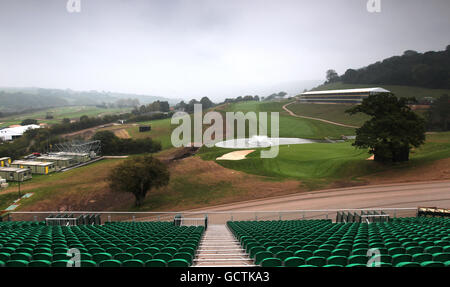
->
[0,124,41,141]
[297,87,391,104]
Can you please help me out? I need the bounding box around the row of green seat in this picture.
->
[227,218,450,267]
[0,221,204,267]
[0,258,190,267]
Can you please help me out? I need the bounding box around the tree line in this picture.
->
[327,46,450,89]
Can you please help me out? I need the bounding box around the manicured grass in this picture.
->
[126,118,174,150]
[286,103,370,127]
[221,101,356,139]
[310,82,450,100]
[199,132,450,183]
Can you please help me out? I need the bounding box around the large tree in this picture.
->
[107,155,170,207]
[346,93,426,163]
[427,94,450,131]
[326,69,339,83]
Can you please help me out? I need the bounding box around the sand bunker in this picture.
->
[216,150,255,161]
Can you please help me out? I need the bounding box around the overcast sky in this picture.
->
[0,0,449,101]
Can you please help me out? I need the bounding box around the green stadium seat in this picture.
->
[348,255,368,264]
[260,258,282,267]
[160,247,177,256]
[80,260,97,267]
[134,253,153,262]
[51,260,70,267]
[313,249,331,258]
[294,250,313,259]
[168,259,189,267]
[283,257,304,267]
[345,263,366,267]
[392,254,412,265]
[173,252,193,265]
[305,256,326,267]
[33,253,52,261]
[267,246,284,255]
[406,246,423,255]
[29,260,51,267]
[153,252,172,263]
[0,253,11,262]
[145,259,167,267]
[327,255,347,266]
[424,246,442,254]
[6,260,29,267]
[99,259,122,267]
[122,259,144,267]
[351,248,368,256]
[420,261,445,267]
[249,247,265,258]
[126,247,143,255]
[432,253,450,263]
[0,260,4,267]
[275,251,293,261]
[10,252,32,261]
[114,253,133,262]
[395,262,420,267]
[106,247,122,256]
[323,264,343,267]
[53,253,70,261]
[412,253,432,263]
[93,253,112,263]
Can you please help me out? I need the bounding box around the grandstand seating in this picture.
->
[0,221,203,267]
[227,217,450,267]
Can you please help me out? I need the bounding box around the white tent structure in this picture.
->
[0,124,41,141]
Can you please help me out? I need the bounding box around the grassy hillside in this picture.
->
[285,102,370,127]
[221,101,356,139]
[309,82,450,100]
[0,106,131,128]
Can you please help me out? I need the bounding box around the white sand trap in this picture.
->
[215,135,321,149]
[217,150,255,161]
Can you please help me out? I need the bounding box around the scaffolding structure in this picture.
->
[53,140,101,156]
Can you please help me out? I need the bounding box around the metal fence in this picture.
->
[4,208,418,225]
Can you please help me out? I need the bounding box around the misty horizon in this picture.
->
[1,0,449,101]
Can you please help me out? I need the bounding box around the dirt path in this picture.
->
[187,180,450,223]
[282,101,360,128]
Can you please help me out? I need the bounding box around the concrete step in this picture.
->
[194,224,254,267]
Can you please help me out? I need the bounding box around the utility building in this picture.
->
[0,167,32,182]
[10,160,56,175]
[297,87,391,104]
[52,152,90,163]
[34,156,77,170]
[0,157,11,167]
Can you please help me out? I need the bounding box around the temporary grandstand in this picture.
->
[10,160,56,175]
[297,87,391,104]
[0,167,32,182]
[0,208,449,267]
